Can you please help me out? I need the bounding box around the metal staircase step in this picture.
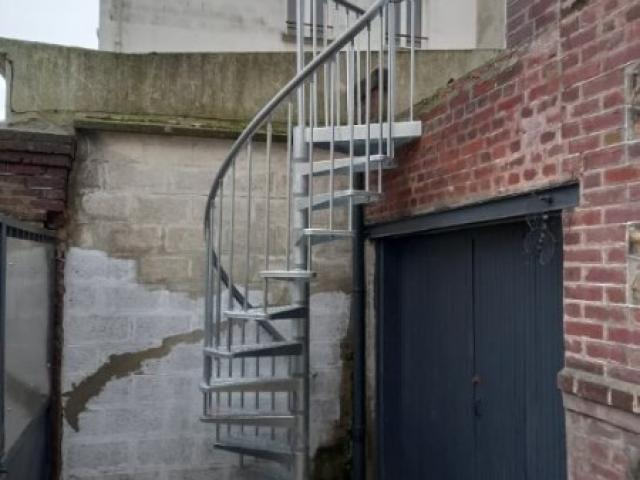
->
[299,228,353,246]
[201,413,295,428]
[302,121,422,154]
[297,189,381,211]
[204,341,303,358]
[201,377,300,393]
[260,270,316,280]
[299,154,394,176]
[224,304,306,321]
[214,439,294,465]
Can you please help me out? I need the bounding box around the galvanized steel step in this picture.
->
[302,121,422,154]
[298,154,394,176]
[296,189,381,210]
[214,439,294,465]
[204,341,303,358]
[260,270,316,280]
[224,304,307,321]
[200,377,300,393]
[201,413,295,428]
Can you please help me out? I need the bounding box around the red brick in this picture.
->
[584,305,627,322]
[585,341,627,364]
[566,354,605,374]
[584,266,626,284]
[604,165,640,184]
[583,186,627,206]
[565,248,603,263]
[565,284,604,302]
[608,327,640,346]
[577,379,609,404]
[604,205,640,223]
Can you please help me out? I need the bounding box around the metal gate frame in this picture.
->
[369,182,579,477]
[0,215,56,476]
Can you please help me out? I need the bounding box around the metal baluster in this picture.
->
[312,0,319,129]
[286,102,293,271]
[336,13,341,128]
[307,78,314,271]
[323,0,329,127]
[263,120,274,437]
[387,1,396,159]
[378,7,385,194]
[241,141,253,430]
[356,34,362,125]
[410,0,415,121]
[366,24,371,191]
[348,38,355,231]
[204,206,214,417]
[329,57,336,230]
[227,158,236,434]
[215,179,224,440]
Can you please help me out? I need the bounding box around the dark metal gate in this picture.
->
[0,217,55,480]
[377,217,566,480]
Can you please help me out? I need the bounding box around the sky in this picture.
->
[0,0,99,120]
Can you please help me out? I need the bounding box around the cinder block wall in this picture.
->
[366,0,640,477]
[62,130,353,479]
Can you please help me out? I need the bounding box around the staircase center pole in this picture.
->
[293,1,310,478]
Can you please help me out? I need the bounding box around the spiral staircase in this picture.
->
[201,0,422,478]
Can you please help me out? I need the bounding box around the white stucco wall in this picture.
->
[98,0,505,53]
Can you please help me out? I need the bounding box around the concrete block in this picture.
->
[164,226,205,253]
[132,314,192,342]
[102,407,163,436]
[65,314,133,346]
[79,191,130,221]
[106,225,164,254]
[135,437,196,466]
[66,441,131,470]
[129,196,191,224]
[106,162,168,192]
[139,255,191,284]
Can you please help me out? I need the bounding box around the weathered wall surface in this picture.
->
[366,0,640,478]
[0,129,74,225]
[0,37,499,136]
[63,130,353,478]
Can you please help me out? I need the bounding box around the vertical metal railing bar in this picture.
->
[356,33,362,125]
[335,3,341,128]
[241,142,253,426]
[378,7,385,194]
[329,57,336,230]
[265,121,275,436]
[227,158,236,432]
[215,179,224,440]
[409,0,415,121]
[387,2,396,159]
[203,207,214,416]
[323,0,329,127]
[365,23,371,192]
[348,37,355,231]
[312,0,319,129]
[307,78,314,272]
[286,101,293,271]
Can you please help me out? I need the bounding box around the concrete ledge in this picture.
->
[0,37,501,136]
[564,392,640,434]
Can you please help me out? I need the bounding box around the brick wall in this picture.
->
[367,0,640,477]
[0,129,74,226]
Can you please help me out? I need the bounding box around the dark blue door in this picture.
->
[379,218,566,480]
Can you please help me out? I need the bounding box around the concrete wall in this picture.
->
[98,0,506,53]
[63,130,353,478]
[0,36,503,479]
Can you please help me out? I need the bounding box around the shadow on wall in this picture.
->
[0,73,6,121]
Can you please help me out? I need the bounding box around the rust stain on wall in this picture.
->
[63,329,203,431]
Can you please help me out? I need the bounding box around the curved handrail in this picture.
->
[334,0,366,15]
[204,0,389,230]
